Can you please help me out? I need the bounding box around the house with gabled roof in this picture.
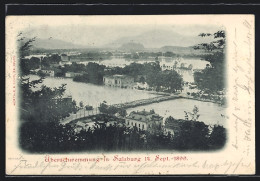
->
[125,109,163,133]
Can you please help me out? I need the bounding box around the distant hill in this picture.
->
[107,29,214,49]
[24,38,86,50]
[160,46,208,55]
[160,46,191,52]
[119,42,145,52]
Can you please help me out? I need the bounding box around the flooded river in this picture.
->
[28,75,226,127]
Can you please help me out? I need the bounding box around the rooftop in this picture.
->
[131,110,155,116]
[104,74,133,79]
[127,110,163,123]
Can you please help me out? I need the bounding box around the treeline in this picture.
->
[70,51,113,60]
[63,61,159,84]
[105,62,161,80]
[123,51,178,60]
[20,54,62,75]
[73,73,104,85]
[19,115,226,153]
[104,62,183,92]
[41,54,61,68]
[66,61,183,92]
[70,62,105,85]
[30,48,113,60]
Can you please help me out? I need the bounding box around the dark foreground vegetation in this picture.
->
[20,116,226,153]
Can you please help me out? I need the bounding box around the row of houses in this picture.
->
[160,60,193,71]
[30,69,56,77]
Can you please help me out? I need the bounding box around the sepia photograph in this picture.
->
[5,15,255,175]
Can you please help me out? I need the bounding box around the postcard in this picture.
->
[5,15,255,175]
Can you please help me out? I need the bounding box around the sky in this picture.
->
[18,16,224,47]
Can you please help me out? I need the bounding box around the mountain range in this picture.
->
[29,38,86,50]
[27,29,214,50]
[105,29,214,49]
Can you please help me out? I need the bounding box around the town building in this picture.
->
[133,82,150,90]
[160,60,192,71]
[99,59,132,68]
[103,74,135,88]
[40,69,55,77]
[61,95,73,105]
[158,56,173,62]
[160,61,175,71]
[59,61,72,67]
[52,94,72,104]
[65,72,84,78]
[24,54,47,59]
[159,57,198,71]
[61,54,70,61]
[125,110,163,132]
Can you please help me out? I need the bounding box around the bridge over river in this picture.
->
[60,94,183,124]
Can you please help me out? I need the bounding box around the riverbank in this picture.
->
[180,95,223,105]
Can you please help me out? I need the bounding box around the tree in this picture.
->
[193,30,226,93]
[183,105,200,121]
[118,108,127,117]
[98,102,118,115]
[162,71,183,92]
[86,62,105,85]
[79,101,84,109]
[146,71,183,93]
[18,34,76,123]
[164,51,176,57]
[194,30,225,51]
[173,120,210,150]
[18,35,36,61]
[208,125,226,149]
[18,35,37,76]
[165,116,175,125]
[98,102,109,114]
[49,54,61,64]
[139,76,145,84]
[174,61,178,68]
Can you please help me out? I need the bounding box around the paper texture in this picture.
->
[5,15,255,175]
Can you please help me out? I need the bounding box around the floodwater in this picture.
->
[28,75,158,107]
[127,98,226,127]
[28,75,226,127]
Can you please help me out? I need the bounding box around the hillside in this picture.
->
[159,46,207,54]
[107,29,214,49]
[119,42,145,52]
[23,38,86,50]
